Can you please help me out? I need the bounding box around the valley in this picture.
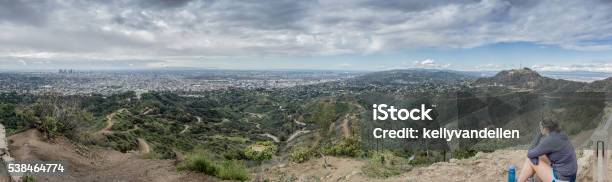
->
[0,68,611,181]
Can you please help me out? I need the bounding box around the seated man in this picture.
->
[518,119,577,182]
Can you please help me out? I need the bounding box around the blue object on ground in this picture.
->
[508,165,516,182]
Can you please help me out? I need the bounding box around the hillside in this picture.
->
[266,148,607,181]
[474,68,588,92]
[583,77,612,91]
[8,129,214,182]
[1,68,611,181]
[350,69,474,86]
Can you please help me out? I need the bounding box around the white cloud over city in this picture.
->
[1,0,612,70]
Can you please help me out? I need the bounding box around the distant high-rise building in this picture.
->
[59,69,76,74]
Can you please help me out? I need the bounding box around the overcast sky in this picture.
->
[2,0,612,71]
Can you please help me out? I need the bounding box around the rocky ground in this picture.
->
[266,149,609,182]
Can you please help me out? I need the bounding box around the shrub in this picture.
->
[244,141,277,162]
[178,151,251,181]
[322,138,364,157]
[22,176,36,182]
[222,148,246,160]
[451,148,477,159]
[217,160,250,181]
[290,147,314,163]
[31,98,91,140]
[472,138,512,152]
[362,150,410,178]
[105,133,137,152]
[408,154,430,165]
[178,152,218,175]
[39,116,61,139]
[362,163,401,178]
[406,150,445,165]
[0,103,36,134]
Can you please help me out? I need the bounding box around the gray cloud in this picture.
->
[0,0,55,26]
[205,0,316,30]
[1,0,612,68]
[136,0,194,9]
[0,57,166,70]
[359,0,478,12]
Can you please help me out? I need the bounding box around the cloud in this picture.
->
[337,63,352,68]
[417,59,435,66]
[18,59,27,66]
[0,57,167,70]
[135,0,194,9]
[409,59,451,69]
[475,63,514,70]
[0,0,55,26]
[1,0,612,68]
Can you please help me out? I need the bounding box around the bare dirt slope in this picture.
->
[267,156,367,182]
[267,149,608,182]
[397,150,554,182]
[8,129,214,182]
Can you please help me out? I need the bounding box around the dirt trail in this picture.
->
[245,119,261,129]
[141,108,153,115]
[286,130,311,142]
[294,119,306,126]
[179,125,190,134]
[341,114,351,138]
[8,129,214,182]
[137,138,151,155]
[126,125,140,132]
[95,109,126,135]
[260,133,280,143]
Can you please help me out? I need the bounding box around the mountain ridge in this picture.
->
[348,67,612,92]
[472,68,601,92]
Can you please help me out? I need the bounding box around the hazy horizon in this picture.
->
[3,66,612,83]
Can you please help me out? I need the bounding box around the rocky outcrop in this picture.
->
[0,124,20,182]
